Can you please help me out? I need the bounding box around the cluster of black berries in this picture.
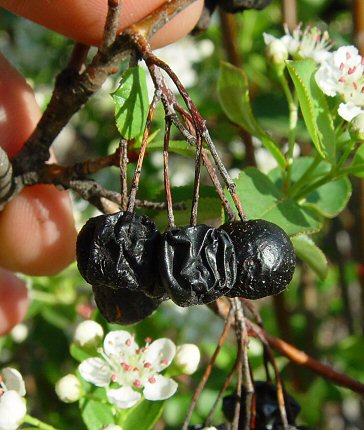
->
[76,211,295,325]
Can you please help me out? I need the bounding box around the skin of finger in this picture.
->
[0,55,77,275]
[0,269,29,336]
[0,185,77,276]
[0,0,204,48]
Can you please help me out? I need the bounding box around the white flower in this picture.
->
[73,320,104,348]
[55,374,82,403]
[173,344,200,375]
[79,331,178,409]
[0,368,26,430]
[315,45,364,121]
[264,24,333,64]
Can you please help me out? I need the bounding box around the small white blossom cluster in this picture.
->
[263,24,332,64]
[78,330,178,408]
[315,45,364,121]
[264,25,364,123]
[0,368,26,430]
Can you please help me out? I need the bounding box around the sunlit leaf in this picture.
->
[112,66,149,139]
[286,60,336,162]
[291,235,328,279]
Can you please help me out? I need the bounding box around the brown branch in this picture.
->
[133,0,198,41]
[247,320,364,396]
[10,0,196,178]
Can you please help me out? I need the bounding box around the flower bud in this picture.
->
[173,344,200,375]
[349,113,364,142]
[73,320,104,348]
[55,374,82,403]
[265,39,288,65]
[10,324,29,344]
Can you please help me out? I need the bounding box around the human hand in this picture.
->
[0,0,204,335]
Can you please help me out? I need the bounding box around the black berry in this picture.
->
[93,285,163,325]
[222,381,301,429]
[219,219,295,299]
[158,224,237,307]
[76,211,162,295]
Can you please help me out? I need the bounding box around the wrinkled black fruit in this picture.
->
[158,224,237,307]
[76,211,164,297]
[219,219,295,299]
[222,381,301,429]
[93,285,163,325]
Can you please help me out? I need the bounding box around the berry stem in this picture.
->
[119,138,129,211]
[202,149,236,220]
[163,118,176,227]
[190,135,203,226]
[128,32,248,221]
[127,89,161,213]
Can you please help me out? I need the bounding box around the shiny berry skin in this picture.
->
[92,285,163,326]
[158,224,237,307]
[76,211,162,294]
[219,219,295,299]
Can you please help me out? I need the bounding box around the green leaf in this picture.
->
[351,143,364,177]
[291,235,328,279]
[286,60,336,162]
[304,176,352,218]
[80,398,114,430]
[217,61,285,169]
[112,66,149,139]
[122,400,164,430]
[270,157,351,218]
[230,167,322,236]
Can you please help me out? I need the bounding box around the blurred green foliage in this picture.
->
[1,0,363,429]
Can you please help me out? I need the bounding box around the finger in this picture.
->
[0,54,77,275]
[0,0,204,48]
[0,269,29,336]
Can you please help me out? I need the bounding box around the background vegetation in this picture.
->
[0,0,363,429]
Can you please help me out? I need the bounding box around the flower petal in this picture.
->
[144,338,176,371]
[78,358,112,387]
[2,368,26,396]
[107,386,141,409]
[338,102,363,122]
[143,375,178,401]
[103,330,138,356]
[0,391,26,430]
